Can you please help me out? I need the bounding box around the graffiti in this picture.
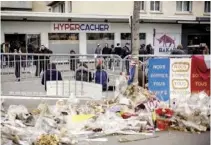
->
[157,34,176,47]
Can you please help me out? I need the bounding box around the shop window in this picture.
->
[87,33,114,40]
[176,1,192,12]
[27,34,40,51]
[121,33,146,40]
[48,33,79,40]
[204,1,210,13]
[150,1,161,12]
[140,1,145,11]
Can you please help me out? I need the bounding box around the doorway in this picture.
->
[5,34,26,53]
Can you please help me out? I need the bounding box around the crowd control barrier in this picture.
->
[1,53,122,99]
[1,53,210,105]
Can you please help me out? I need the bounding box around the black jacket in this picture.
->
[171,49,186,55]
[114,47,122,56]
[41,69,63,91]
[102,47,111,55]
[75,66,92,82]
[121,46,130,58]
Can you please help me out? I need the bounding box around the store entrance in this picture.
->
[5,34,26,53]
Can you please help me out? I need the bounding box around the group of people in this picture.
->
[42,61,110,92]
[1,42,52,81]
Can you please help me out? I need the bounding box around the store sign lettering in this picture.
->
[53,23,109,31]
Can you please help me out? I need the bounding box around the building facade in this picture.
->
[1,1,210,55]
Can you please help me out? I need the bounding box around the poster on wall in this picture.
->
[154,33,181,55]
[170,58,191,105]
[51,22,110,32]
[191,55,210,96]
[148,58,170,103]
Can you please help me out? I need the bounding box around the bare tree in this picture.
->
[132,1,141,82]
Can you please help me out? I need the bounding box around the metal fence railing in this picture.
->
[1,53,210,101]
[1,53,122,99]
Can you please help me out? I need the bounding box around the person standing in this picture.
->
[95,44,102,67]
[114,43,122,67]
[95,64,109,91]
[122,43,131,74]
[102,43,111,69]
[109,44,114,69]
[95,44,102,55]
[171,44,186,55]
[14,49,21,82]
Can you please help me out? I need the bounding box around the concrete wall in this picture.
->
[71,1,208,17]
[72,1,133,15]
[32,1,50,12]
[1,1,32,9]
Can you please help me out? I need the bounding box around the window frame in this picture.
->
[204,1,210,14]
[48,33,79,40]
[52,2,65,13]
[140,1,146,12]
[150,1,161,12]
[176,1,192,13]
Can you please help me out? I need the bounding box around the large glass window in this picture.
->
[27,34,40,51]
[204,1,210,13]
[140,1,145,11]
[121,33,146,40]
[176,1,192,12]
[87,33,114,40]
[121,33,146,48]
[150,1,161,12]
[48,33,79,40]
[48,33,79,57]
[86,33,114,54]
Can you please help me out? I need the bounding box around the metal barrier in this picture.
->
[1,53,210,101]
[122,54,210,89]
[1,53,122,99]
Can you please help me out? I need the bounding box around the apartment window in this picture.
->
[176,1,192,12]
[150,1,161,11]
[69,1,72,12]
[204,1,210,13]
[52,2,65,13]
[140,1,145,11]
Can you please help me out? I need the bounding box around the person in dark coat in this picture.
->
[114,43,122,57]
[14,49,21,82]
[102,43,111,56]
[95,64,109,91]
[35,45,52,76]
[70,50,78,71]
[102,43,111,69]
[41,63,62,91]
[139,44,147,62]
[75,62,92,82]
[122,43,131,74]
[171,44,186,55]
[109,44,114,69]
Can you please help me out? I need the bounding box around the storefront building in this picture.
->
[1,11,205,55]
